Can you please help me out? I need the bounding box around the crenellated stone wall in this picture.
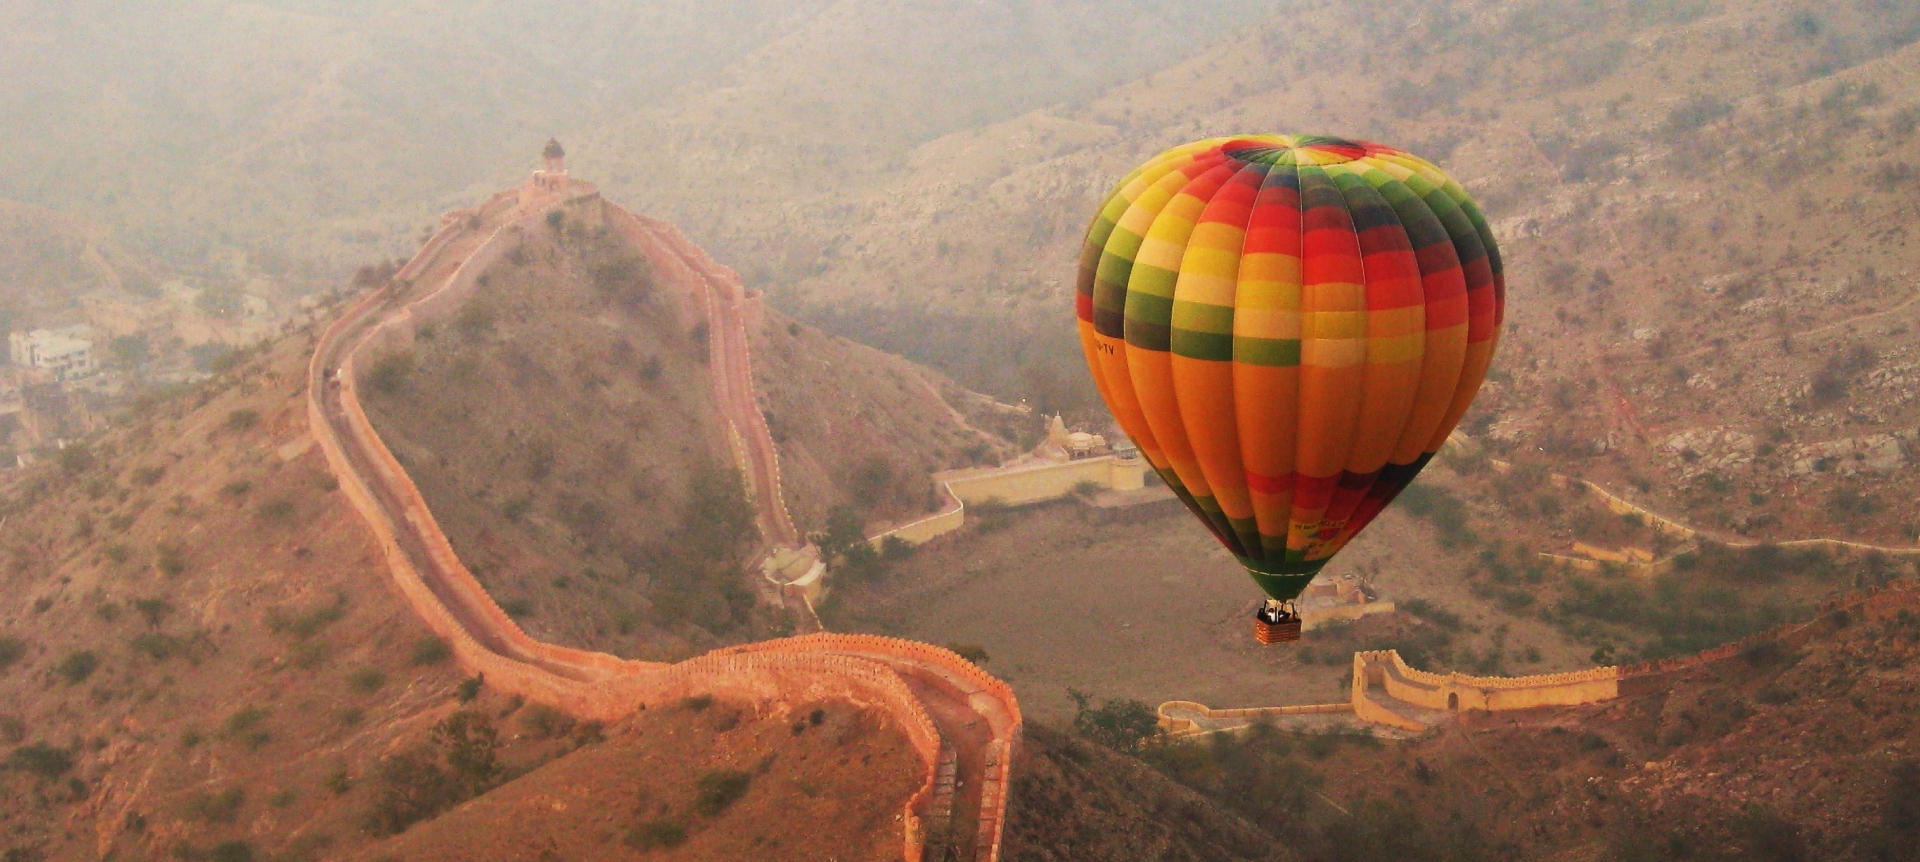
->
[308,176,1022,862]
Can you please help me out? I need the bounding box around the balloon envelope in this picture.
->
[1074,135,1504,601]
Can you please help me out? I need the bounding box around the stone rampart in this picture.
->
[1156,700,1353,738]
[309,179,1022,862]
[942,455,1144,507]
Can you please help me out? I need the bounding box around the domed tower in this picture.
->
[542,138,566,175]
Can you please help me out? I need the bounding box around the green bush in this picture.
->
[155,544,187,578]
[516,703,572,739]
[946,643,990,664]
[1068,689,1159,755]
[134,598,171,627]
[7,743,74,778]
[409,636,451,665]
[693,769,752,816]
[365,351,415,394]
[222,707,271,749]
[431,711,502,796]
[256,496,295,522]
[624,819,688,850]
[359,748,458,836]
[208,840,253,862]
[348,669,387,693]
[0,636,25,672]
[267,594,348,639]
[54,650,99,685]
[187,787,245,823]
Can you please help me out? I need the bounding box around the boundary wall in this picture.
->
[307,177,1021,862]
[1471,448,1920,573]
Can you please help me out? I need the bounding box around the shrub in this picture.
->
[1664,94,1733,134]
[517,703,572,739]
[131,464,166,486]
[625,819,688,850]
[498,597,533,619]
[681,694,713,712]
[359,748,458,836]
[693,769,752,816]
[0,636,25,672]
[1068,689,1160,754]
[348,669,387,693]
[409,636,451,666]
[1396,482,1475,547]
[225,409,259,431]
[946,643,990,664]
[130,633,183,660]
[256,496,295,522]
[267,594,348,639]
[222,707,271,749]
[431,711,502,795]
[208,840,253,862]
[455,302,496,340]
[6,743,74,778]
[221,479,251,497]
[365,351,415,394]
[54,650,99,685]
[187,787,245,823]
[455,676,483,702]
[155,544,187,577]
[134,598,172,627]
[1400,598,1467,631]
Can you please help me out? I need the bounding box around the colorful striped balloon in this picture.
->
[1074,135,1504,602]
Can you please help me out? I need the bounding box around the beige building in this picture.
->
[8,328,96,380]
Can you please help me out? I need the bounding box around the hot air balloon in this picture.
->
[1073,135,1504,643]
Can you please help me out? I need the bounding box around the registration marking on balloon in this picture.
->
[1073,134,1504,607]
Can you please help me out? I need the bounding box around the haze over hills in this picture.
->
[0,0,1277,290]
[4,1,1920,860]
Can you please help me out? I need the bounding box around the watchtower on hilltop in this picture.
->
[532,139,570,194]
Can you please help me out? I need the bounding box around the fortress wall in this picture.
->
[313,181,1023,862]
[714,633,1023,862]
[943,456,1138,507]
[1349,656,1429,732]
[1156,700,1353,736]
[870,487,965,548]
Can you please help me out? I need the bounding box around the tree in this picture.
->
[1068,689,1160,754]
[429,711,501,796]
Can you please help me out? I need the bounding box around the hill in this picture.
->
[1072,583,1920,861]
[356,183,1004,661]
[638,0,1920,550]
[0,328,943,862]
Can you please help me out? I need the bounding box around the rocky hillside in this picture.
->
[356,193,1005,662]
[1101,583,1920,861]
[628,0,1920,548]
[0,284,957,862]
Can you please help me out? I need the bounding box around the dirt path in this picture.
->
[305,179,1020,861]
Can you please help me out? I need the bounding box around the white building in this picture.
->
[9,328,96,380]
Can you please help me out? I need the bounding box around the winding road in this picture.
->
[304,175,1019,861]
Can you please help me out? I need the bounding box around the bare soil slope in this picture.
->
[362,694,922,862]
[0,335,467,861]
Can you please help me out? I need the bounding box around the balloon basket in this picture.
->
[1254,613,1301,645]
